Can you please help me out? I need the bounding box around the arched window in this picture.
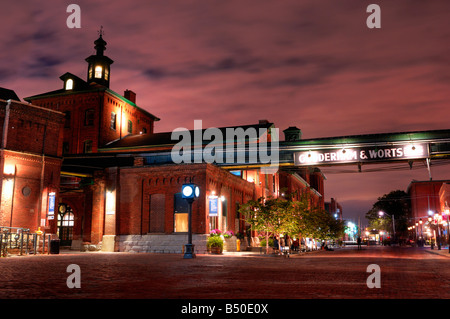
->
[94,65,103,79]
[57,204,75,246]
[65,79,73,90]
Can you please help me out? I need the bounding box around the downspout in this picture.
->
[1,100,11,226]
[2,99,11,149]
[37,118,48,230]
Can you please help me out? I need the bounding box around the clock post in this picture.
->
[181,184,200,259]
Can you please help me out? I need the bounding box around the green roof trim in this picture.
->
[281,129,450,148]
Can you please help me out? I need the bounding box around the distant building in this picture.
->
[325,198,343,220]
[407,180,447,220]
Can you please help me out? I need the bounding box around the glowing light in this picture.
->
[105,190,115,215]
[95,66,103,78]
[65,79,73,90]
[4,165,15,176]
[404,144,424,157]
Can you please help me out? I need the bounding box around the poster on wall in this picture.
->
[209,196,218,216]
[48,192,55,220]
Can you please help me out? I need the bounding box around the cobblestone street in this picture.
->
[0,246,448,301]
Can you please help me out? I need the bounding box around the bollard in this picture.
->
[20,232,24,256]
[47,234,51,255]
[26,233,29,254]
[0,234,3,257]
[42,233,46,255]
[33,233,37,255]
[236,239,240,252]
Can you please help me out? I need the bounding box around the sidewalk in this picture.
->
[423,246,450,258]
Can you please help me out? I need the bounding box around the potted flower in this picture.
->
[223,230,234,239]
[207,236,224,254]
[209,229,222,237]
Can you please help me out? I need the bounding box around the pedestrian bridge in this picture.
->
[279,128,450,173]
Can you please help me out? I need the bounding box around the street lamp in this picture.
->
[419,218,423,240]
[181,183,200,259]
[428,216,435,249]
[379,211,395,243]
[444,204,450,254]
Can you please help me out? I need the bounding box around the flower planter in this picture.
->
[210,246,223,254]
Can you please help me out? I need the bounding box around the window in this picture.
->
[88,66,93,79]
[127,120,132,133]
[149,194,165,233]
[57,204,75,246]
[63,142,70,154]
[94,66,103,79]
[64,111,71,128]
[65,79,73,90]
[105,68,109,80]
[85,109,95,126]
[222,197,228,231]
[174,193,189,232]
[110,112,117,130]
[83,140,92,153]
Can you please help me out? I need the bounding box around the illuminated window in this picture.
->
[57,204,74,245]
[94,66,103,78]
[105,68,109,80]
[65,79,73,90]
[110,112,116,130]
[174,193,189,232]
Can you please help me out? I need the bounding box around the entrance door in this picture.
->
[57,203,74,246]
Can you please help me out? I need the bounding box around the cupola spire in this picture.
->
[85,27,114,88]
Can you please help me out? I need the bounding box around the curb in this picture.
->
[424,249,450,258]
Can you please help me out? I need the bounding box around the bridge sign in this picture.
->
[294,143,429,166]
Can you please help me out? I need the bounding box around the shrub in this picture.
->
[207,236,224,248]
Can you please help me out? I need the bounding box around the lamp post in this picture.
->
[419,218,423,245]
[433,213,442,250]
[444,205,450,254]
[379,211,395,244]
[181,183,200,259]
[428,216,434,249]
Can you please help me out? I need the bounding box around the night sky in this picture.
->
[2,1,450,223]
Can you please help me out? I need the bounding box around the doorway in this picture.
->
[57,203,74,246]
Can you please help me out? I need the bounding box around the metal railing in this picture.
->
[0,226,55,257]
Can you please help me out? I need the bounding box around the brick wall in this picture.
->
[0,100,64,231]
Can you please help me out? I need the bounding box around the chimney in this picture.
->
[124,89,136,104]
[283,126,302,141]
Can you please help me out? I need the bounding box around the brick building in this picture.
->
[407,180,446,220]
[325,198,343,220]
[24,33,159,155]
[0,95,65,232]
[14,33,326,253]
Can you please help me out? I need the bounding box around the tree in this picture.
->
[365,190,411,241]
[239,192,346,253]
[239,195,297,254]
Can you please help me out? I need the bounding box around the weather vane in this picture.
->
[98,25,104,37]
